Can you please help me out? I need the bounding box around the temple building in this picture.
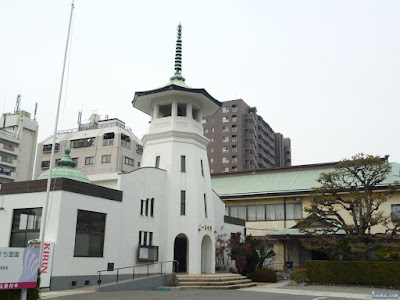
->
[0,24,244,290]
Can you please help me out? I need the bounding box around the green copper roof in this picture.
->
[170,23,186,82]
[211,162,400,198]
[269,223,346,236]
[38,148,90,184]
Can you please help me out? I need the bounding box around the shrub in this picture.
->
[307,260,400,288]
[248,268,277,283]
[290,269,308,283]
[374,249,400,262]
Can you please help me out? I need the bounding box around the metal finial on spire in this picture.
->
[170,23,186,82]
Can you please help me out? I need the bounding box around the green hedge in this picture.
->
[307,260,400,288]
[248,268,277,283]
[290,269,308,283]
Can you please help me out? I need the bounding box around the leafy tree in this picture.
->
[228,233,275,275]
[297,154,400,261]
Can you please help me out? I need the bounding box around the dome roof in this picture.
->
[38,148,90,183]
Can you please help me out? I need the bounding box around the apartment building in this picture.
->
[0,110,39,183]
[202,99,291,173]
[35,115,143,185]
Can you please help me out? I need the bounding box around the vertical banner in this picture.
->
[0,247,40,290]
[40,242,55,288]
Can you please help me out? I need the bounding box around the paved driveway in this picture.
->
[41,289,352,300]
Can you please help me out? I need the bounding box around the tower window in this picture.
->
[155,156,160,168]
[145,199,149,216]
[181,156,186,172]
[140,200,145,215]
[204,194,208,218]
[150,198,154,217]
[180,190,186,215]
[200,160,204,176]
[159,104,172,118]
[192,108,199,121]
[177,103,187,117]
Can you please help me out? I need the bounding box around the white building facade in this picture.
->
[0,25,245,290]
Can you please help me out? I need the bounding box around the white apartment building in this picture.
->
[0,110,39,183]
[35,115,143,187]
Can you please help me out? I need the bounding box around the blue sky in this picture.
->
[1,0,399,165]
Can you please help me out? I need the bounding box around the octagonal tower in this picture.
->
[132,24,221,274]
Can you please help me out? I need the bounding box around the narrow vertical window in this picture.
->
[180,190,186,215]
[145,199,149,216]
[140,200,145,216]
[181,155,186,172]
[138,231,142,245]
[155,156,160,168]
[204,194,208,218]
[150,198,154,217]
[149,232,153,246]
[143,231,148,246]
[200,160,204,176]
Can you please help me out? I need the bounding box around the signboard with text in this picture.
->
[0,247,40,290]
[40,242,55,288]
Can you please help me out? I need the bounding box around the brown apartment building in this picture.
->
[202,99,291,173]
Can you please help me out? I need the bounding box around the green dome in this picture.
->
[38,148,90,183]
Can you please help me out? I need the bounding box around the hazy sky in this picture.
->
[1,0,399,165]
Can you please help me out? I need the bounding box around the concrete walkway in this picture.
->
[41,278,400,300]
[241,279,399,299]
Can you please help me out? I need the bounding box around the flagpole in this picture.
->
[38,0,75,286]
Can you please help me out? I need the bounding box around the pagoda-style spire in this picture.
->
[57,147,76,167]
[170,23,186,82]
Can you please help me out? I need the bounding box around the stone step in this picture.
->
[180,282,257,290]
[179,279,253,286]
[176,274,246,281]
[176,273,256,290]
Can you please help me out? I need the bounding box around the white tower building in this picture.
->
[132,24,222,274]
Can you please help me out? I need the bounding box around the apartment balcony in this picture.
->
[244,153,255,160]
[243,122,255,130]
[103,139,114,146]
[0,167,15,181]
[244,133,254,139]
[120,140,131,150]
[0,156,17,168]
[0,143,19,156]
